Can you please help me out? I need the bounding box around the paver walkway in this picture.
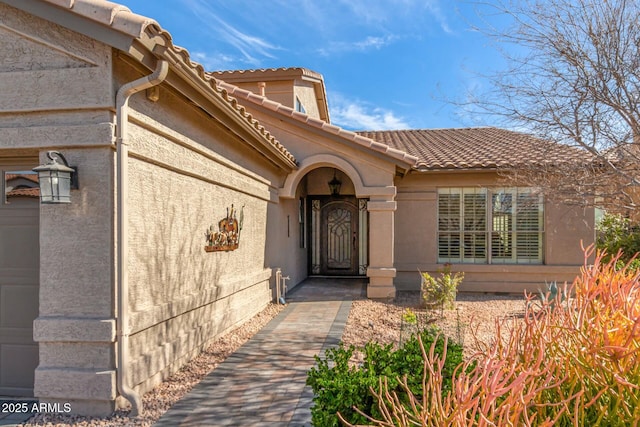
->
[0,400,34,427]
[154,278,365,426]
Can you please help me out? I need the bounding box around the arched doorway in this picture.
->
[280,154,397,297]
[313,197,358,275]
[304,168,368,277]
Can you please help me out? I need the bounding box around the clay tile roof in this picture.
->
[32,0,296,169]
[6,188,40,198]
[211,67,324,82]
[357,127,589,170]
[218,81,418,168]
[5,173,39,184]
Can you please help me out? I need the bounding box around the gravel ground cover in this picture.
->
[341,292,527,362]
[19,291,527,426]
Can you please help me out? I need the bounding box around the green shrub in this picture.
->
[340,248,640,426]
[596,212,640,267]
[306,328,465,427]
[421,264,463,311]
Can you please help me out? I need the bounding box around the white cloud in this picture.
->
[329,92,409,131]
[179,0,453,66]
[190,52,237,72]
[335,0,453,34]
[317,35,398,56]
[182,0,281,65]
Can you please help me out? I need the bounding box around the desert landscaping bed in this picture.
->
[342,292,527,361]
[20,292,526,426]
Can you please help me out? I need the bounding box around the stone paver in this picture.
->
[0,399,36,427]
[154,278,365,426]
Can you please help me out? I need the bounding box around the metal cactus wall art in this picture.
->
[205,204,244,252]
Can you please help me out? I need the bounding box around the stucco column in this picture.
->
[32,148,118,416]
[366,197,397,298]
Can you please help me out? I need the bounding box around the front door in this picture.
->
[310,197,359,276]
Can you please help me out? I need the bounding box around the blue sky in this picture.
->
[118,0,508,131]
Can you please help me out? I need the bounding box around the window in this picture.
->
[295,97,306,114]
[437,187,544,264]
[299,197,306,248]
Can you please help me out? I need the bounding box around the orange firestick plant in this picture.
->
[341,246,640,426]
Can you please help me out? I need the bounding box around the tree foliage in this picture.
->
[469,0,640,211]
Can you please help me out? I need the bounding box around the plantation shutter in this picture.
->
[437,187,543,264]
[462,191,487,263]
[491,192,514,261]
[438,191,461,261]
[515,192,543,262]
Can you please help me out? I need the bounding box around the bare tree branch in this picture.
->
[464,0,640,213]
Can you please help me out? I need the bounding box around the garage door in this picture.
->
[0,164,39,397]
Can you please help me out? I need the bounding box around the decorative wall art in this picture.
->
[205,204,244,252]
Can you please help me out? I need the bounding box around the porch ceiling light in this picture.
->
[328,169,342,196]
[32,151,78,204]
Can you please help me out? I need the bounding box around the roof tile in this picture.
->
[358,127,588,170]
[34,0,296,169]
[218,81,417,168]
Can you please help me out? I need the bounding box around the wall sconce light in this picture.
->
[328,169,342,196]
[32,151,78,204]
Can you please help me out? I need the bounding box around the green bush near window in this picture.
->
[305,328,464,427]
[420,264,463,311]
[596,213,640,270]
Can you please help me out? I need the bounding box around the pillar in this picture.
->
[366,196,397,298]
[33,148,118,415]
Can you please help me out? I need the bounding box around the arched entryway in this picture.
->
[280,154,398,298]
[301,167,368,277]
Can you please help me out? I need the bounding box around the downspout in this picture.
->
[115,60,169,416]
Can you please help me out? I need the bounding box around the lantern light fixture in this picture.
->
[32,151,78,204]
[328,169,342,196]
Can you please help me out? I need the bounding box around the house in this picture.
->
[0,0,594,416]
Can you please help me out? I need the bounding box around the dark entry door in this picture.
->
[320,198,358,275]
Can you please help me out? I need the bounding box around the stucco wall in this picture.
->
[265,188,308,293]
[0,1,291,413]
[0,3,114,112]
[230,80,294,112]
[0,4,121,414]
[394,171,595,294]
[121,66,284,396]
[293,80,321,119]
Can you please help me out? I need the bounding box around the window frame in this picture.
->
[437,187,544,265]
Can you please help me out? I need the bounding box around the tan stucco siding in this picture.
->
[229,80,295,111]
[293,80,321,119]
[0,5,119,409]
[545,202,594,265]
[33,147,117,414]
[0,3,114,113]
[242,107,398,189]
[394,171,595,294]
[266,191,309,292]
[123,100,279,395]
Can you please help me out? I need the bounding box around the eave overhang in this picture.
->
[1,0,297,172]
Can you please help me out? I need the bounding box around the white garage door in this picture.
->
[0,163,39,397]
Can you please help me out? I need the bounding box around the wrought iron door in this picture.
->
[310,197,368,276]
[309,198,357,275]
